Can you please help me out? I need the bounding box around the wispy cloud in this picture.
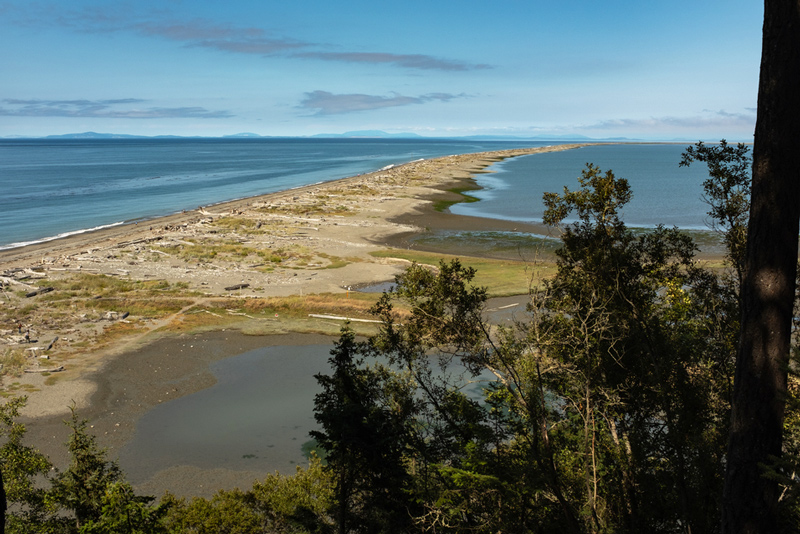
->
[136,19,308,54]
[140,17,489,69]
[0,99,233,119]
[15,5,489,71]
[294,52,491,72]
[299,91,464,115]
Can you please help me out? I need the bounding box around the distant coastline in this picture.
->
[2,130,673,142]
[0,137,556,249]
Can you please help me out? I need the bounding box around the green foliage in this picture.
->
[312,327,416,534]
[161,489,262,534]
[535,163,733,532]
[542,163,632,229]
[369,249,552,297]
[368,260,562,533]
[162,457,334,533]
[0,399,335,533]
[372,259,488,358]
[250,457,335,533]
[680,139,751,283]
[0,399,168,533]
[51,408,129,529]
[0,145,761,533]
[318,157,742,533]
[0,396,60,533]
[79,482,169,534]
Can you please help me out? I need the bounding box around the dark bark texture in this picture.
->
[722,1,800,533]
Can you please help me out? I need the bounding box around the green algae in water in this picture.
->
[410,230,561,259]
[410,228,724,260]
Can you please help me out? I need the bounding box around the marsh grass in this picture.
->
[218,292,381,319]
[311,253,359,270]
[432,183,482,212]
[2,382,38,395]
[370,249,554,296]
[156,293,384,336]
[409,230,561,261]
[39,274,197,321]
[162,308,241,332]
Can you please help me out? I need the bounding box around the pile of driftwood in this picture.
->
[1,268,54,300]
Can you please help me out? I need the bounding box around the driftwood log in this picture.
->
[224,283,250,291]
[24,366,64,373]
[25,287,54,298]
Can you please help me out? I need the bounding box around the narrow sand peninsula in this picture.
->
[0,144,586,497]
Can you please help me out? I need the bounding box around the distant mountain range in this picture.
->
[310,130,424,139]
[3,130,683,142]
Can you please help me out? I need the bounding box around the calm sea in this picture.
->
[0,138,542,250]
[0,139,717,250]
[453,143,713,230]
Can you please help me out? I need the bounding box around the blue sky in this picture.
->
[1,0,762,140]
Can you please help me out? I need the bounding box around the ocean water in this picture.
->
[452,143,715,230]
[0,139,720,251]
[0,138,542,250]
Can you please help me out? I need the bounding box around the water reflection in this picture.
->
[120,344,331,482]
[120,341,503,483]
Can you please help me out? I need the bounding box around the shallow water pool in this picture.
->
[120,344,332,482]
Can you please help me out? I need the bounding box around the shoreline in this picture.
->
[4,143,585,496]
[21,330,338,498]
[0,144,575,269]
[3,141,727,498]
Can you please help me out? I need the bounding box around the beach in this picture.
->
[1,144,584,497]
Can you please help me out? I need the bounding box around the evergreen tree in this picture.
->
[0,396,61,533]
[51,408,167,533]
[312,326,415,534]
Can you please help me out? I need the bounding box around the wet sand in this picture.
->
[23,298,530,499]
[23,330,336,498]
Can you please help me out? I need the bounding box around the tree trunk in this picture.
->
[722,1,800,533]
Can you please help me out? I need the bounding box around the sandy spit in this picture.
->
[2,144,587,497]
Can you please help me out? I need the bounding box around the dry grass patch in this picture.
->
[210,293,383,321]
[258,201,352,217]
[73,297,194,318]
[45,274,196,299]
[0,349,28,378]
[210,217,266,234]
[160,308,242,332]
